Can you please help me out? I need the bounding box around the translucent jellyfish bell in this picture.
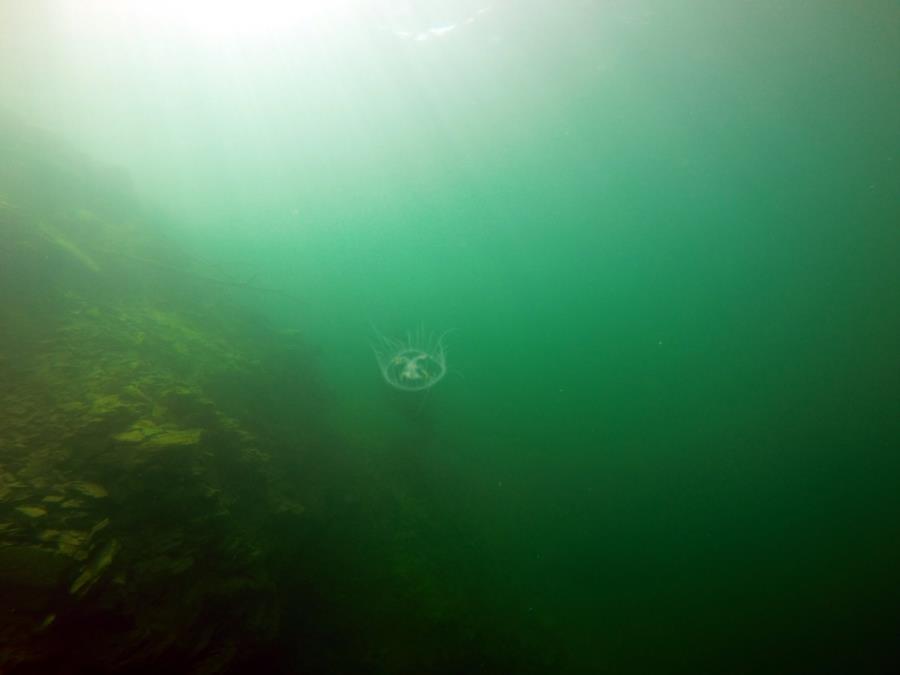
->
[372,327,449,392]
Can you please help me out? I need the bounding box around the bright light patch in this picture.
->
[389,4,492,43]
[62,1,494,47]
[84,0,354,40]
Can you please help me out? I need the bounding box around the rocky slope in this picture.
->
[0,114,326,673]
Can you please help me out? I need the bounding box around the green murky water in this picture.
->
[2,2,899,672]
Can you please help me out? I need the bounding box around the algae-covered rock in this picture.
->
[69,481,109,499]
[113,418,162,443]
[113,418,202,447]
[39,529,90,558]
[70,538,119,596]
[89,394,125,416]
[114,428,150,444]
[146,428,203,447]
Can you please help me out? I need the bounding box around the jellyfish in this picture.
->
[372,326,449,392]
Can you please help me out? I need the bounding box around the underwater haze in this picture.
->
[2,1,899,673]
